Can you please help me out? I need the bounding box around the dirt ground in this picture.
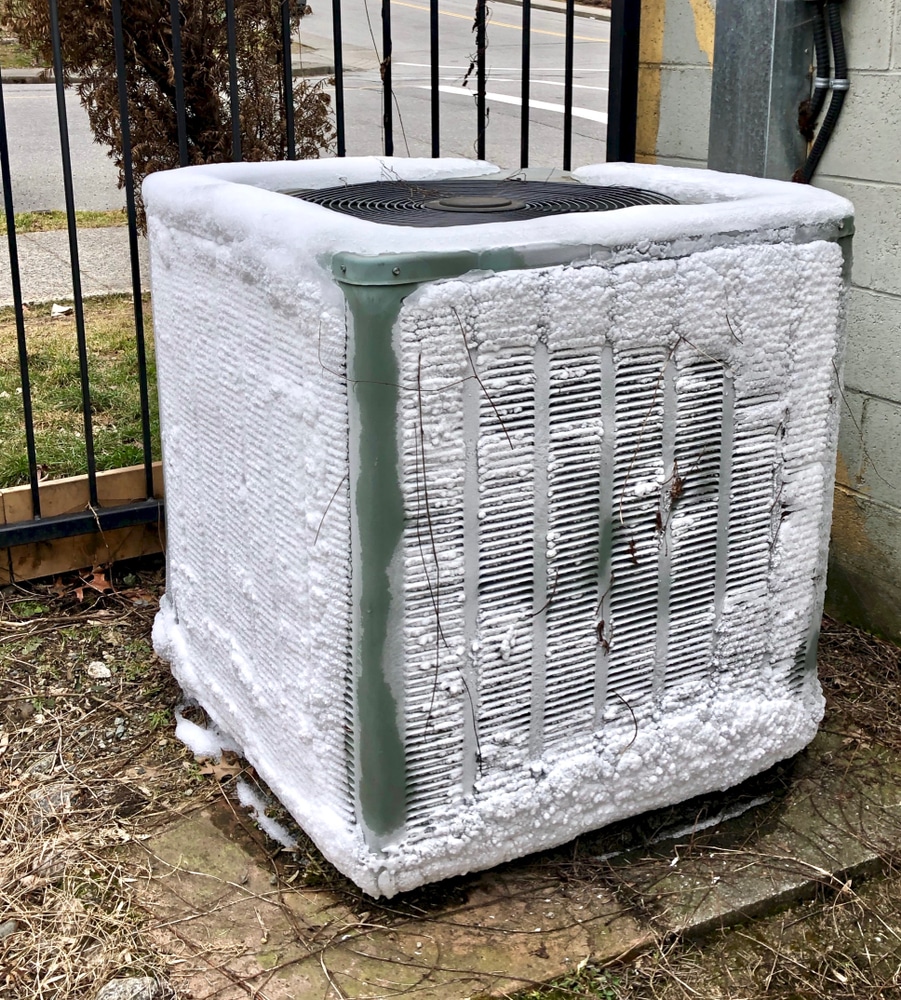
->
[1,558,900,999]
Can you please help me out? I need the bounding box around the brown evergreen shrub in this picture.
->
[5,0,333,221]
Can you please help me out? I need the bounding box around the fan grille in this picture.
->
[287,178,679,227]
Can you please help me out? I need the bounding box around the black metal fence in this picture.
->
[0,0,639,555]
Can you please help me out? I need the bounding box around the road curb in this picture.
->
[1,67,52,84]
[493,0,611,20]
[1,62,335,84]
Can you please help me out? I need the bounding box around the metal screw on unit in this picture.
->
[392,267,401,275]
[340,265,347,272]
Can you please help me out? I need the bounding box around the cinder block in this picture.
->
[663,0,714,67]
[817,179,901,296]
[828,491,901,643]
[835,387,867,487]
[893,5,901,69]
[842,286,901,401]
[841,0,893,71]
[817,74,901,184]
[658,67,713,162]
[858,397,901,507]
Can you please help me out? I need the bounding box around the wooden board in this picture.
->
[0,463,165,584]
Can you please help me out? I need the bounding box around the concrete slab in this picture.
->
[599,731,901,939]
[137,801,648,999]
[132,719,901,997]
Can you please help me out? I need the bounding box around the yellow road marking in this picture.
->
[392,0,603,42]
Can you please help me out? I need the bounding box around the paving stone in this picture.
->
[138,802,647,999]
[600,731,901,938]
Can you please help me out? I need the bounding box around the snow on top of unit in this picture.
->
[142,157,853,265]
[574,161,849,210]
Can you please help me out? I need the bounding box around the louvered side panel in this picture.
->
[396,323,469,828]
[716,395,782,678]
[476,355,536,770]
[606,350,666,705]
[664,361,725,690]
[542,351,605,744]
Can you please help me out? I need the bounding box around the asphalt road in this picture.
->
[3,85,125,213]
[1,0,609,212]
[318,0,611,168]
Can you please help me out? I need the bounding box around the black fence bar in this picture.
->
[0,501,165,550]
[476,0,487,160]
[48,0,99,509]
[520,0,531,168]
[331,0,346,156]
[382,0,394,155]
[281,0,296,159]
[169,0,189,165]
[0,76,41,517]
[430,0,440,157]
[606,0,641,162]
[111,0,155,501]
[225,0,241,162]
[562,0,575,170]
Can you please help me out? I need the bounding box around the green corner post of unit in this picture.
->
[333,248,528,844]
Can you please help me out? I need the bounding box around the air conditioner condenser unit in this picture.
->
[145,158,852,897]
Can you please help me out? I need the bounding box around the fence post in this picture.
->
[606,0,641,162]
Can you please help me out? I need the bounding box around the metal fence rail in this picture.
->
[0,0,639,559]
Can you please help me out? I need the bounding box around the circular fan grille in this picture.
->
[286,178,678,227]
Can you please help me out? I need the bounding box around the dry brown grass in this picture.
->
[818,615,901,755]
[0,561,205,999]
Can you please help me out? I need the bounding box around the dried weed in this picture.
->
[0,560,193,999]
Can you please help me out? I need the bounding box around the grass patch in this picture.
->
[0,36,40,69]
[0,208,128,236]
[0,294,159,488]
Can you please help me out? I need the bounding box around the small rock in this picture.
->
[26,753,57,776]
[27,782,77,826]
[0,919,17,940]
[95,977,165,1000]
[87,660,112,679]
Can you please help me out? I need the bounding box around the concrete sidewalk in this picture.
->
[0,227,148,307]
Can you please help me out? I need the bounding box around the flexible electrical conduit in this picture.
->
[801,0,831,138]
[794,0,849,183]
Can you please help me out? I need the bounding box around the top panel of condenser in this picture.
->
[142,157,854,268]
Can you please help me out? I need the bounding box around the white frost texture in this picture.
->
[145,158,852,898]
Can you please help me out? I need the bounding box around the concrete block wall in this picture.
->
[815,0,901,642]
[636,0,715,166]
[637,0,901,642]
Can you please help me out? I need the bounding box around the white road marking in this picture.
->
[396,62,607,71]
[424,84,608,123]
[392,0,604,41]
[466,77,609,92]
